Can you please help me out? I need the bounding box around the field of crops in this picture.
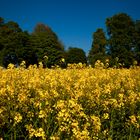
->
[0,62,140,139]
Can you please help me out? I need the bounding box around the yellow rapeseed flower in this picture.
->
[14,112,22,125]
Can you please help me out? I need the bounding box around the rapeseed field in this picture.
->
[0,62,140,139]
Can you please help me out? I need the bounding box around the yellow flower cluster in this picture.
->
[0,63,140,139]
[25,124,46,139]
[14,112,22,125]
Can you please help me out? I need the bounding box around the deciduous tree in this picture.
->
[88,28,107,66]
[106,13,135,67]
[66,47,87,64]
[31,23,65,67]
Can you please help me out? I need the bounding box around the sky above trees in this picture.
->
[0,0,140,54]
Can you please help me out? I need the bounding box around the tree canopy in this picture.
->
[31,23,65,67]
[0,20,65,68]
[0,19,26,67]
[88,28,107,66]
[88,13,140,68]
[106,13,136,67]
[66,47,87,64]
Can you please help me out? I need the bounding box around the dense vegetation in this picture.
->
[0,13,140,68]
[0,63,140,139]
[88,13,140,67]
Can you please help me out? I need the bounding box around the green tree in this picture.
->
[88,28,107,66]
[31,23,65,67]
[0,18,27,67]
[0,18,36,67]
[65,47,87,64]
[106,13,135,67]
[19,31,38,67]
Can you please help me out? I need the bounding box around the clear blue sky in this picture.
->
[0,0,140,54]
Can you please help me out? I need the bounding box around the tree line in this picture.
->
[0,13,140,68]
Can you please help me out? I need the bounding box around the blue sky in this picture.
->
[0,0,140,54]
